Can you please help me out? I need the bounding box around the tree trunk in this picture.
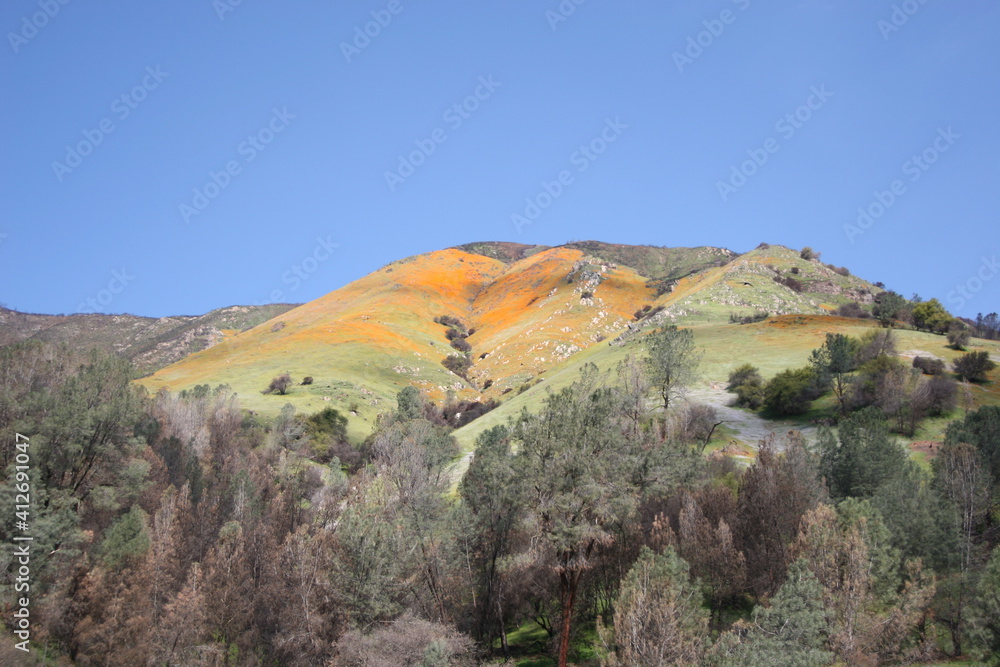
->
[557,570,580,667]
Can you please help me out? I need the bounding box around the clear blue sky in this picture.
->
[2,1,998,318]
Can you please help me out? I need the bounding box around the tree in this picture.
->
[727,364,765,409]
[645,325,702,411]
[707,559,832,667]
[735,436,826,598]
[615,353,651,438]
[945,405,1000,488]
[763,367,818,416]
[458,426,524,654]
[953,351,997,383]
[968,545,1000,662]
[818,407,907,499]
[99,506,151,569]
[264,372,293,395]
[911,298,952,333]
[873,291,907,328]
[856,327,897,365]
[810,334,859,414]
[604,547,708,667]
[793,502,934,665]
[676,492,746,627]
[948,325,971,350]
[514,380,645,667]
[934,442,990,655]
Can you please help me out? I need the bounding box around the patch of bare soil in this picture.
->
[909,440,942,461]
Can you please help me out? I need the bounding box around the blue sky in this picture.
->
[2,1,998,318]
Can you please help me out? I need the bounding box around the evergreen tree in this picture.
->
[708,559,832,667]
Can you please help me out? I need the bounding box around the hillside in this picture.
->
[137,242,888,437]
[0,304,298,374]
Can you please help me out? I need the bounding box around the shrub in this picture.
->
[954,351,997,382]
[913,356,945,375]
[450,338,471,353]
[763,367,818,416]
[442,354,472,378]
[271,321,286,332]
[301,376,314,385]
[773,276,804,293]
[729,311,769,325]
[434,314,464,329]
[947,326,970,350]
[734,382,765,410]
[927,374,958,416]
[580,291,593,299]
[263,373,293,395]
[727,363,762,391]
[800,247,820,261]
[790,266,800,274]
[835,302,869,319]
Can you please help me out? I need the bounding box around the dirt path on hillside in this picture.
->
[448,385,820,488]
[686,385,819,450]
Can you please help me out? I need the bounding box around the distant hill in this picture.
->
[135,242,887,438]
[0,304,298,374]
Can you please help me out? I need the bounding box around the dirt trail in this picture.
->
[686,385,818,450]
[449,385,821,488]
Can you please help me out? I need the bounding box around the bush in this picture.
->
[926,374,958,416]
[729,311,769,325]
[763,367,818,416]
[773,275,804,293]
[433,314,464,329]
[580,291,593,299]
[442,354,472,378]
[913,356,945,375]
[954,351,997,382]
[790,266,800,275]
[835,302,869,319]
[800,247,820,261]
[727,363,762,391]
[301,376,314,385]
[450,338,471,353]
[734,382,765,410]
[263,373,293,395]
[947,326,970,350]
